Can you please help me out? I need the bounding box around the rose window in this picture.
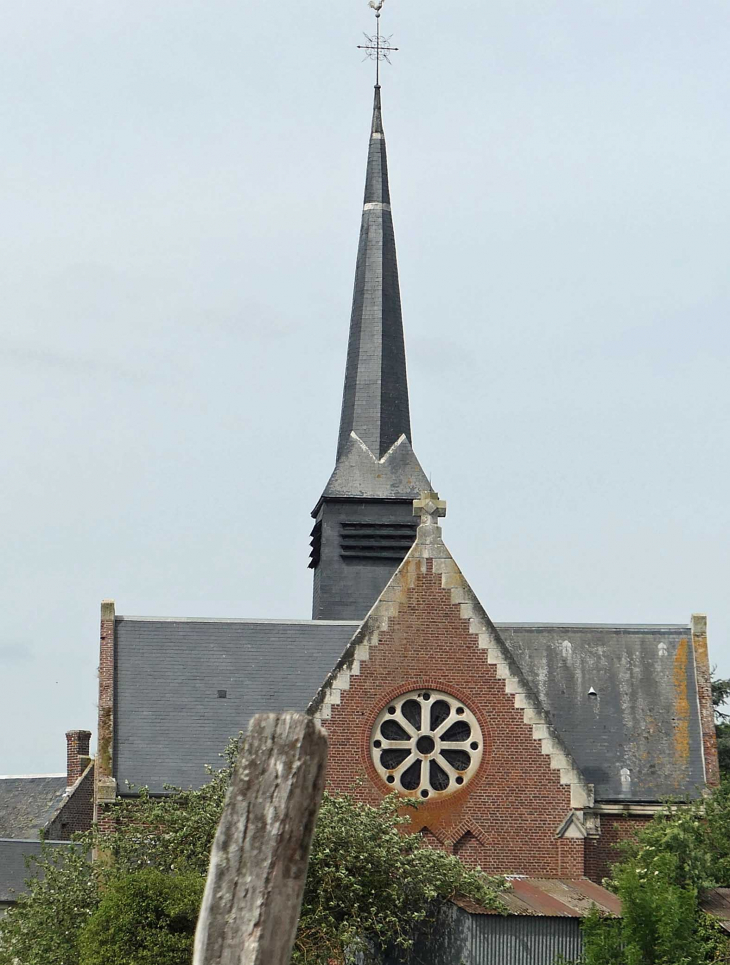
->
[371,690,483,799]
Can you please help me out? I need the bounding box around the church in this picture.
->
[91,81,719,889]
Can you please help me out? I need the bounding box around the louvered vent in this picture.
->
[339,521,417,562]
[308,519,322,569]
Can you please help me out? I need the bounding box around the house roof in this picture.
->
[0,776,67,839]
[0,839,77,904]
[501,623,705,801]
[113,614,706,803]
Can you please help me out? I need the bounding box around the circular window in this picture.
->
[371,690,483,798]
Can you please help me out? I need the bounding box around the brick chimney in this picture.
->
[66,730,92,787]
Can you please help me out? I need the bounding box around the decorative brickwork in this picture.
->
[692,614,720,788]
[584,815,651,884]
[311,514,593,877]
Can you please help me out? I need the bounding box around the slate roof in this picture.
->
[114,618,360,794]
[335,85,412,467]
[320,432,429,503]
[0,776,67,839]
[502,623,705,802]
[0,839,78,905]
[114,615,705,804]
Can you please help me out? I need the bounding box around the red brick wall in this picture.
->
[584,815,651,884]
[557,837,585,877]
[322,558,574,877]
[46,764,95,840]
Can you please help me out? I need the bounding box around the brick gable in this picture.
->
[311,513,593,877]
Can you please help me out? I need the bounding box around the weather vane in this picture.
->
[357,0,398,87]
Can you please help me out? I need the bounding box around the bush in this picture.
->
[78,869,204,965]
[296,792,503,963]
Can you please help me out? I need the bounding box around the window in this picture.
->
[371,690,483,799]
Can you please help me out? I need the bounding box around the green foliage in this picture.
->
[581,784,730,965]
[78,869,204,965]
[717,724,730,781]
[296,792,503,964]
[0,736,502,965]
[0,836,98,965]
[712,675,730,721]
[712,671,730,779]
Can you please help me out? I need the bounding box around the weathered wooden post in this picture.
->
[193,712,328,965]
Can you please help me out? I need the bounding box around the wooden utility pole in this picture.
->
[193,712,328,965]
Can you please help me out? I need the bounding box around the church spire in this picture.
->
[336,85,411,461]
[309,63,430,622]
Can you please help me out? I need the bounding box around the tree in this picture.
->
[581,784,730,965]
[0,737,503,965]
[712,671,730,778]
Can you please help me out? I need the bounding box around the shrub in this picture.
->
[78,869,204,965]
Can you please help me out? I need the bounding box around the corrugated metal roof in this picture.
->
[701,889,730,933]
[454,878,621,918]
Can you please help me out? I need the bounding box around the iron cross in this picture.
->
[357,0,398,87]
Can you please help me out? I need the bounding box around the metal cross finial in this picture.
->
[357,0,398,87]
[413,491,447,527]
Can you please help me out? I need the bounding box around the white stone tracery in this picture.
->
[371,689,483,799]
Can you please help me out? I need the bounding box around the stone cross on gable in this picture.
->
[413,491,447,526]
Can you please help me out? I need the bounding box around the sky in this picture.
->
[1,0,728,775]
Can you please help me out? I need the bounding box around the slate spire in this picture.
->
[310,85,429,621]
[336,85,411,461]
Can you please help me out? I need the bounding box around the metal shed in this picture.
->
[392,878,620,965]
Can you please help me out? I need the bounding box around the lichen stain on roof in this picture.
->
[502,625,705,801]
[672,637,691,771]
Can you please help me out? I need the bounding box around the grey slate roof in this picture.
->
[0,776,67,839]
[500,623,705,802]
[0,839,77,905]
[335,85,412,466]
[115,615,705,804]
[115,617,360,794]
[321,432,429,501]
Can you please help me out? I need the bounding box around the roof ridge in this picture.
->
[0,774,65,780]
[115,616,361,625]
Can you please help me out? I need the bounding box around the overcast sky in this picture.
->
[2,0,728,775]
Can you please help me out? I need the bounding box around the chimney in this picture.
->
[66,730,92,787]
